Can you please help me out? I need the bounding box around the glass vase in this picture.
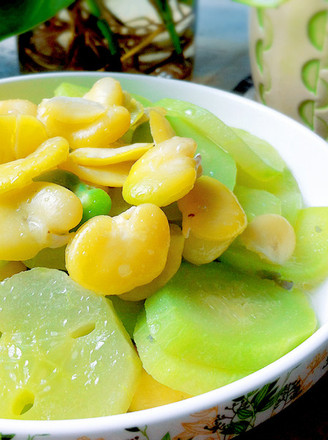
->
[18,0,196,80]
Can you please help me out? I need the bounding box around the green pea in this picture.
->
[75,184,112,224]
[35,170,112,227]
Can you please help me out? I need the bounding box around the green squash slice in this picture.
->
[134,311,246,396]
[0,268,141,420]
[155,98,285,183]
[139,262,316,374]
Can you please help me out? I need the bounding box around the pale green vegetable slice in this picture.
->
[23,245,66,271]
[232,127,285,175]
[109,295,144,339]
[0,268,141,420]
[155,98,284,182]
[167,116,237,190]
[134,311,246,396]
[143,262,316,372]
[54,82,89,98]
[237,167,303,226]
[234,185,282,221]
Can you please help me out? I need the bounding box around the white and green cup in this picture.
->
[247,0,328,138]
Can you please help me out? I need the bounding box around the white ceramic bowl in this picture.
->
[0,72,327,440]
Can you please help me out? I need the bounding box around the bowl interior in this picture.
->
[0,72,327,436]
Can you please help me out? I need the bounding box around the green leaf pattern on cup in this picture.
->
[299,7,328,132]
[250,0,328,138]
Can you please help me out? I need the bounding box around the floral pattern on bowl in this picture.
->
[120,349,328,440]
[4,349,327,440]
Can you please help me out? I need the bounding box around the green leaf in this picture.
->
[251,381,279,411]
[0,0,75,41]
[233,394,248,403]
[222,421,250,435]
[232,0,290,7]
[161,434,171,440]
[125,427,141,433]
[27,435,49,440]
[259,396,280,412]
[85,0,121,63]
[236,409,254,420]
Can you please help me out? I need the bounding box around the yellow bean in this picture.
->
[15,115,48,159]
[0,115,17,164]
[121,224,185,301]
[83,77,124,107]
[0,99,37,116]
[60,157,134,187]
[38,96,106,124]
[240,213,296,264]
[182,232,234,265]
[123,136,197,207]
[0,182,82,260]
[66,204,170,296]
[178,175,247,241]
[0,137,69,194]
[0,261,27,281]
[148,107,175,144]
[178,176,247,264]
[129,369,190,411]
[38,104,131,149]
[69,142,153,166]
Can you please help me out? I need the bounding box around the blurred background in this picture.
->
[0,0,251,93]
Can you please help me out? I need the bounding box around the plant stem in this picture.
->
[151,0,183,55]
[85,0,122,66]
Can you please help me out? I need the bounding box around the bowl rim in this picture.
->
[0,71,327,436]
